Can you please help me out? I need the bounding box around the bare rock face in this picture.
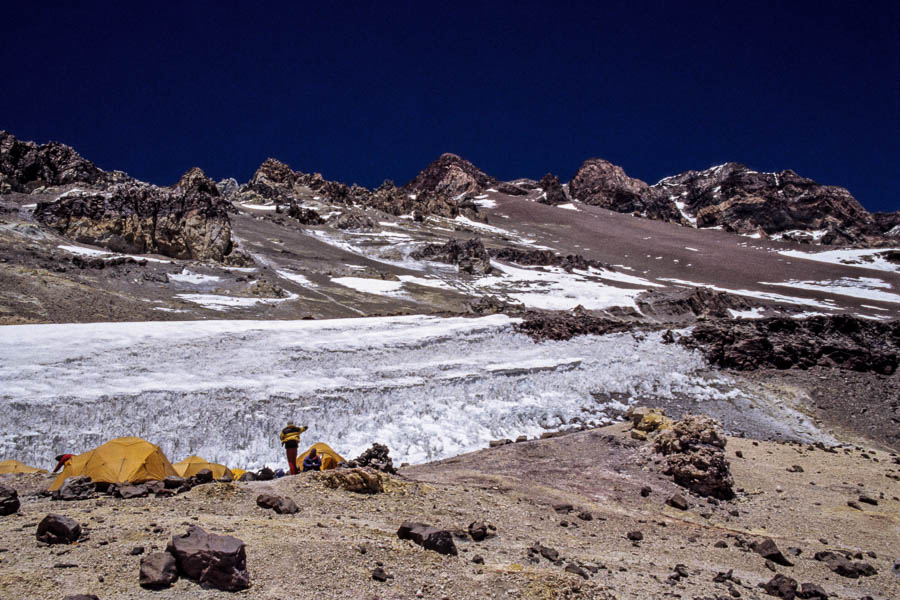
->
[568,158,666,218]
[651,163,874,244]
[536,173,567,205]
[34,170,234,262]
[166,526,250,591]
[679,315,899,375]
[0,130,106,193]
[406,153,525,197]
[654,415,735,500]
[366,180,472,219]
[410,238,493,275]
[872,211,900,238]
[636,287,753,324]
[318,468,384,494]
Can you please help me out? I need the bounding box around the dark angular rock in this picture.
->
[397,522,457,556]
[565,562,589,579]
[536,173,568,206]
[193,469,214,484]
[529,542,559,562]
[813,551,876,578]
[640,486,652,497]
[115,484,149,499]
[858,495,877,505]
[52,475,95,501]
[667,494,689,510]
[130,546,145,556]
[626,531,643,541]
[0,484,19,515]
[255,467,275,481]
[577,511,593,521]
[256,494,299,515]
[796,582,828,599]
[63,596,100,600]
[139,552,178,589]
[753,538,794,567]
[552,502,574,514]
[166,526,250,591]
[371,566,389,582]
[489,247,610,273]
[343,443,396,474]
[761,573,798,599]
[472,554,484,564]
[163,476,186,490]
[655,415,735,499]
[468,521,488,542]
[36,514,82,544]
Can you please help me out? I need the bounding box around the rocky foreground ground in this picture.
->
[1,419,897,600]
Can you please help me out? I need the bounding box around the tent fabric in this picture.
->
[298,442,345,471]
[0,459,48,474]
[173,456,234,480]
[230,468,247,480]
[49,437,177,491]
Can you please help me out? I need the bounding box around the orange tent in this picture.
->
[298,442,345,471]
[0,459,48,474]
[173,456,234,480]
[49,437,177,491]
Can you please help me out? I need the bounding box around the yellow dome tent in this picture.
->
[230,468,247,480]
[0,459,48,474]
[297,442,345,471]
[49,437,177,491]
[173,456,234,480]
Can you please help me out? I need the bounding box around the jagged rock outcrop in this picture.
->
[489,247,609,272]
[514,313,638,341]
[872,211,900,238]
[569,158,676,219]
[654,414,735,499]
[406,153,525,197]
[679,315,899,375]
[536,173,567,205]
[328,210,378,231]
[366,180,474,219]
[34,168,235,262]
[285,202,324,225]
[651,163,874,244]
[636,287,753,323]
[410,238,494,275]
[0,131,107,193]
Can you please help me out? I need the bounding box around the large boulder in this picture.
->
[34,169,234,262]
[139,552,179,589]
[0,484,20,515]
[318,468,383,494]
[166,526,250,591]
[36,513,82,544]
[256,494,299,514]
[654,415,735,500]
[397,522,458,556]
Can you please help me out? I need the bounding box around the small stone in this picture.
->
[753,538,793,566]
[63,595,100,600]
[640,486,652,497]
[735,450,743,458]
[796,582,828,599]
[714,541,728,548]
[139,552,178,589]
[130,546,145,556]
[858,495,877,505]
[565,562,589,579]
[847,500,862,510]
[372,567,389,582]
[761,573,797,599]
[667,494,689,510]
[468,521,488,542]
[552,502,574,514]
[786,465,804,473]
[256,494,299,515]
[626,531,643,541]
[576,511,593,521]
[472,555,484,564]
[36,514,81,545]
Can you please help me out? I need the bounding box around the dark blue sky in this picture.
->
[2,1,898,211]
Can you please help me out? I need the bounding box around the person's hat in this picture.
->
[55,454,64,462]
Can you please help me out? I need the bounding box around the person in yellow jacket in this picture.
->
[279,422,307,475]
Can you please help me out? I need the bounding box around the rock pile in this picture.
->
[318,468,384,494]
[636,287,754,324]
[654,415,735,500]
[489,247,610,272]
[344,443,397,473]
[679,315,899,374]
[410,238,494,275]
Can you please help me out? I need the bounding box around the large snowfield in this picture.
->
[0,315,789,471]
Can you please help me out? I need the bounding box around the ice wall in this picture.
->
[1,315,747,470]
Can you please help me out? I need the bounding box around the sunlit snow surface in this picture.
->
[0,315,752,470]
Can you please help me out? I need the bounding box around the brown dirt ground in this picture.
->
[1,423,898,600]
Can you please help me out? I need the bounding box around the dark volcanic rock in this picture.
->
[397,522,458,556]
[62,595,100,600]
[114,484,149,499]
[410,238,493,275]
[654,415,735,499]
[761,573,798,599]
[666,494,689,511]
[872,210,900,238]
[650,163,875,244]
[679,315,900,375]
[0,130,107,193]
[813,551,876,578]
[796,583,828,599]
[36,513,82,544]
[468,521,489,541]
[489,247,610,272]
[166,526,250,591]
[34,174,235,262]
[753,538,794,567]
[536,173,567,205]
[285,202,324,225]
[140,552,179,589]
[514,313,638,342]
[0,484,19,515]
[328,210,378,231]
[256,494,299,515]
